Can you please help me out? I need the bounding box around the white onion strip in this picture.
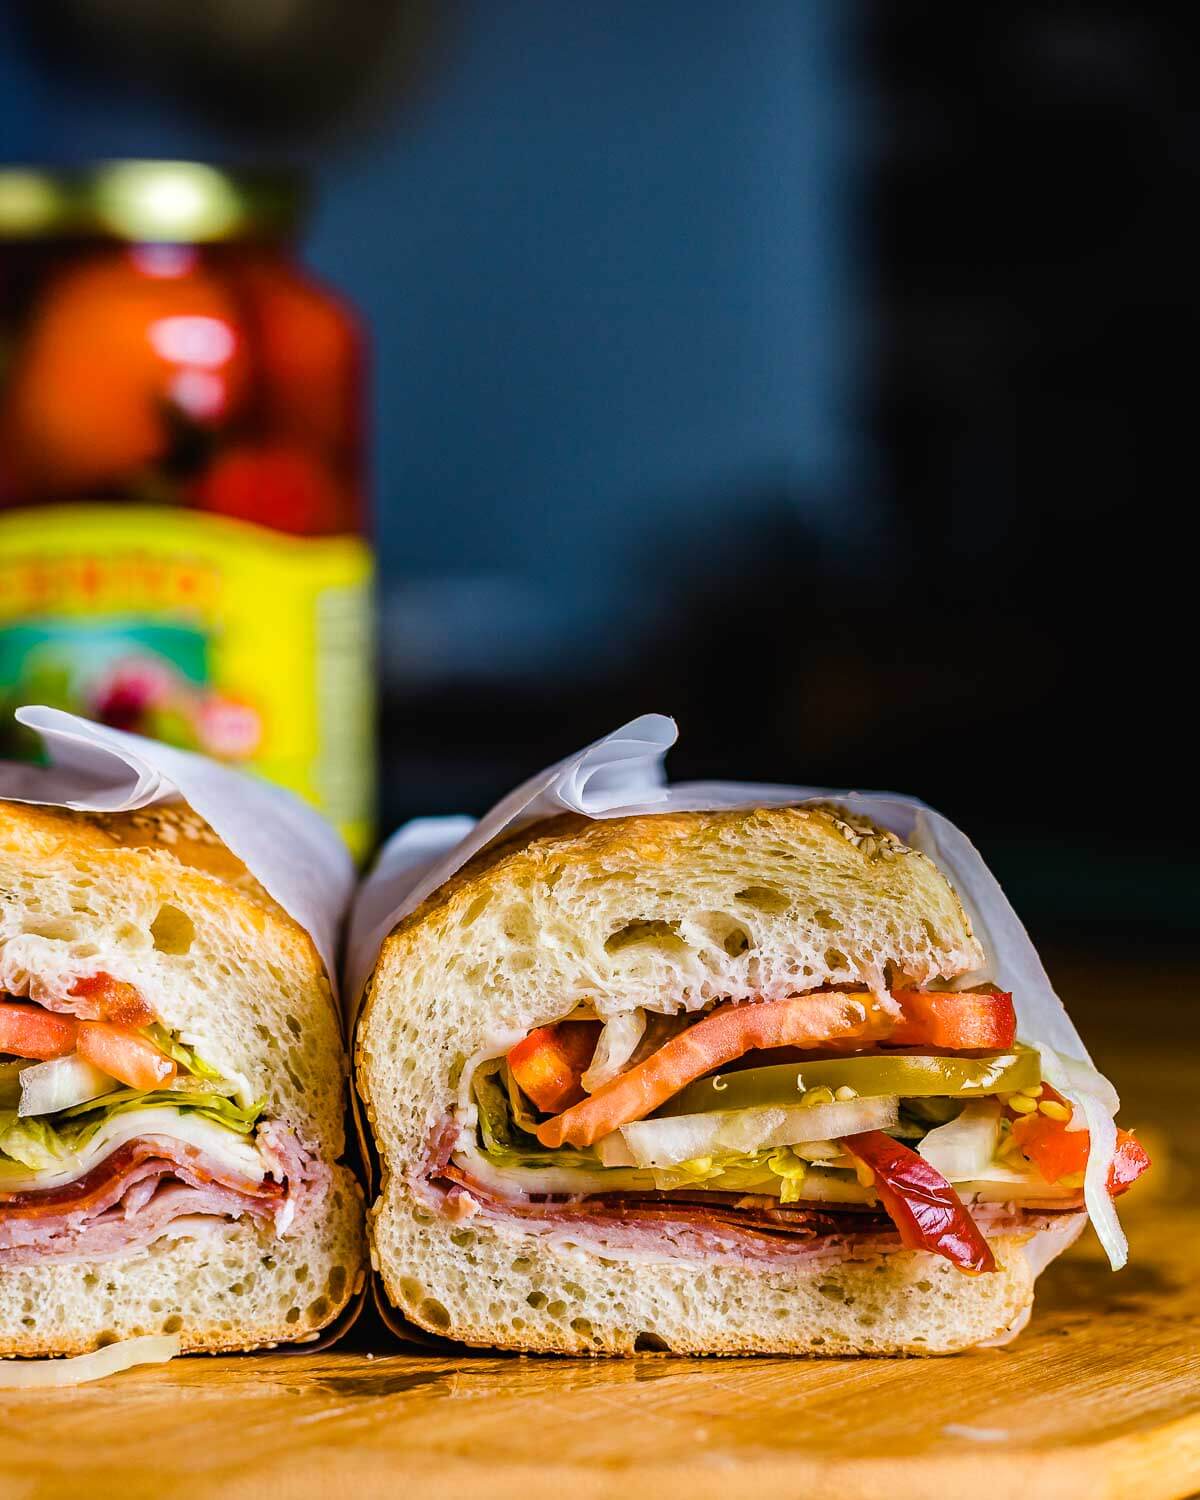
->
[1037,1043,1126,1270]
[0,1334,180,1388]
[582,1011,646,1093]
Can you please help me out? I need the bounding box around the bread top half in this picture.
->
[0,796,345,1148]
[1,796,284,918]
[385,802,984,992]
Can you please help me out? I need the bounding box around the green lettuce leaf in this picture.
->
[645,1146,810,1197]
[0,1110,76,1170]
[0,1090,263,1169]
[144,1025,225,1083]
[474,1063,823,1198]
[56,1088,261,1144]
[473,1062,599,1173]
[0,1018,256,1170]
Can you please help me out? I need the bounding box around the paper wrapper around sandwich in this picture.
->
[346,713,1128,1340]
[0,705,367,1350]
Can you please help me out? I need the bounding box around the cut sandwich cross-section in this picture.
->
[0,797,364,1358]
[357,801,1149,1357]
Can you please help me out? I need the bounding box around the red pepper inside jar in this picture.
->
[0,161,375,858]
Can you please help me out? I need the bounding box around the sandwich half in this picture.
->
[356,805,1148,1355]
[1,798,364,1356]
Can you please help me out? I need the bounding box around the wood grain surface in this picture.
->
[2,956,1197,1500]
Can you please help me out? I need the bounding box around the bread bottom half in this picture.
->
[0,1165,364,1358]
[374,1184,1078,1356]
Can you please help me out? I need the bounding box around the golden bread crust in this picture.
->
[0,797,320,985]
[373,802,956,987]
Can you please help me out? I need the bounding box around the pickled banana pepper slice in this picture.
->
[658,1046,1041,1117]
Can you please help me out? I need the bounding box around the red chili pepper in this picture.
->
[842,1129,997,1274]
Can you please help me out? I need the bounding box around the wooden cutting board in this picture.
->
[2,963,1198,1500]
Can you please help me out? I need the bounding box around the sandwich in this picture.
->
[355,803,1148,1355]
[1,798,364,1356]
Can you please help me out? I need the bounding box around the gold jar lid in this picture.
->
[0,160,303,242]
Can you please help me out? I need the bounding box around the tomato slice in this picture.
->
[68,973,156,1026]
[841,1129,996,1274]
[535,988,1014,1150]
[507,1022,602,1114]
[536,992,881,1149]
[889,989,1016,1050]
[1009,1086,1150,1195]
[0,1002,78,1060]
[76,1022,176,1091]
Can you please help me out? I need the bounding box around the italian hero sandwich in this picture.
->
[1,798,364,1356]
[356,781,1148,1355]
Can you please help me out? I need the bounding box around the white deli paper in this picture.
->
[347,712,1128,1269]
[0,705,354,993]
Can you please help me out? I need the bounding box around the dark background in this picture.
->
[1,1,1190,945]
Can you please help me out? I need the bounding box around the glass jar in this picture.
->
[0,161,374,857]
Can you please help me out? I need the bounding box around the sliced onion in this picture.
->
[618,1095,899,1169]
[1038,1044,1127,1269]
[918,1099,1001,1179]
[18,1053,119,1117]
[581,1011,646,1094]
[595,1131,637,1168]
[1078,1091,1126,1270]
[0,1334,180,1388]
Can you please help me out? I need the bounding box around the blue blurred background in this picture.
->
[2,0,1192,941]
[1,1,861,670]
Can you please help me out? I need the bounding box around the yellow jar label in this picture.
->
[0,504,374,859]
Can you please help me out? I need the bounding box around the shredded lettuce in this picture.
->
[767,1147,809,1202]
[0,1089,262,1169]
[0,1018,251,1169]
[473,1062,600,1173]
[0,997,262,1176]
[644,1145,813,1197]
[144,1026,225,1083]
[474,1063,853,1198]
[57,1088,261,1142]
[471,1058,1030,1205]
[0,1111,76,1170]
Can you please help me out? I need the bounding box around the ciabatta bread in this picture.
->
[0,798,365,1356]
[356,805,1068,1356]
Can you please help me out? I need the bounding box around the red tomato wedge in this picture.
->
[507,1022,602,1114]
[841,1129,996,1274]
[0,1002,78,1060]
[68,973,156,1026]
[1009,1087,1150,1195]
[534,988,1013,1150]
[536,992,880,1149]
[76,1022,176,1091]
[888,989,1015,1050]
[1108,1133,1152,1193]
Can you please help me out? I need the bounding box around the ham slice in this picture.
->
[435,1163,1084,1270]
[0,1126,323,1266]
